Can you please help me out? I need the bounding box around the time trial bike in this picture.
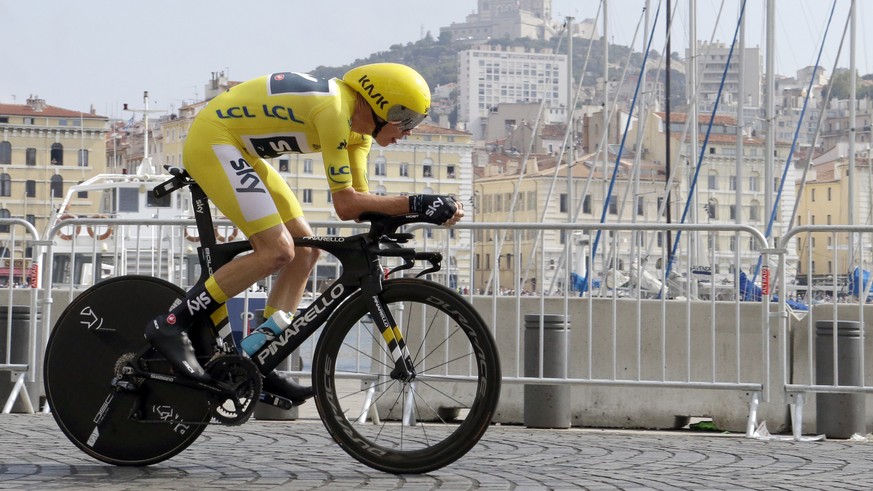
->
[44,167,501,474]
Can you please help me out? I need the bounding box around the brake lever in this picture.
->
[415,252,442,278]
[386,258,415,277]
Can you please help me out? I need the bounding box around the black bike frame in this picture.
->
[180,177,416,379]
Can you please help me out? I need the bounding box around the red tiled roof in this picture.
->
[0,103,105,119]
[412,123,471,135]
[654,112,737,126]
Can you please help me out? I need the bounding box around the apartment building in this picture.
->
[458,44,569,140]
[795,141,873,282]
[687,41,763,114]
[472,149,666,294]
[629,111,797,277]
[0,96,109,244]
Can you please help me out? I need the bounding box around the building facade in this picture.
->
[0,96,109,241]
[458,44,569,140]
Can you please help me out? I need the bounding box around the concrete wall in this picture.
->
[472,296,782,432]
[13,289,873,436]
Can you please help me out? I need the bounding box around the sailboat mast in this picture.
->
[736,7,745,229]
[765,0,775,240]
[567,15,574,226]
[665,0,673,256]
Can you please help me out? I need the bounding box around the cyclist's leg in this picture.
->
[244,163,317,402]
[147,123,294,380]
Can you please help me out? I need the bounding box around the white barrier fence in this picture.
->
[0,218,41,413]
[1,217,870,437]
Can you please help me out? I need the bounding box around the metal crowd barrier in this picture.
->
[0,218,41,414]
[776,225,873,439]
[13,217,783,434]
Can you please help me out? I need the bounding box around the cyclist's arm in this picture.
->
[332,187,409,221]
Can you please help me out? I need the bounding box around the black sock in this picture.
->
[164,282,221,329]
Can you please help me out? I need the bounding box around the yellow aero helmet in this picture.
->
[343,63,431,131]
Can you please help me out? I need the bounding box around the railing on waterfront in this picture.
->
[2,217,871,436]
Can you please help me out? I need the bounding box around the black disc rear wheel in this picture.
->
[44,276,213,466]
[313,279,501,474]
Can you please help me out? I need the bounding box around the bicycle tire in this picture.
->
[313,278,501,474]
[44,276,213,466]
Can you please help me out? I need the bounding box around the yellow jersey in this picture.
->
[197,72,371,193]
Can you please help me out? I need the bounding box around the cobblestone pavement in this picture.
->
[2,413,873,490]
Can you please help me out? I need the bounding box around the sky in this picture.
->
[1,0,870,118]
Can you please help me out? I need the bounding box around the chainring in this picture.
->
[205,355,262,426]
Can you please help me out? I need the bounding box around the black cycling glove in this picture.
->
[409,194,458,225]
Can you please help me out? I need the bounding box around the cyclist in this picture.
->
[145,63,464,404]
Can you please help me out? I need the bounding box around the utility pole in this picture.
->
[123,91,164,175]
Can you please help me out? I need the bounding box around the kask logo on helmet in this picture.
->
[355,75,389,110]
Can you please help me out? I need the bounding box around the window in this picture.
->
[729,176,737,191]
[608,196,618,215]
[26,148,36,165]
[25,180,36,198]
[302,189,313,204]
[374,158,386,176]
[77,180,88,199]
[51,175,63,197]
[708,172,718,190]
[827,187,832,201]
[0,173,10,196]
[51,143,63,165]
[705,201,717,219]
[423,163,433,178]
[399,163,409,177]
[326,191,332,203]
[278,159,289,172]
[0,141,10,164]
[583,195,591,214]
[827,214,831,225]
[303,159,313,174]
[749,175,759,192]
[750,203,759,221]
[447,165,456,179]
[730,236,737,251]
[559,193,568,213]
[729,205,736,220]
[0,209,9,233]
[528,191,536,211]
[77,149,89,167]
[811,188,815,202]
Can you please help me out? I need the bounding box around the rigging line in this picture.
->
[661,0,749,293]
[641,0,728,265]
[478,12,572,296]
[598,0,683,278]
[749,0,844,289]
[582,0,662,292]
[514,0,604,293]
[538,1,651,295]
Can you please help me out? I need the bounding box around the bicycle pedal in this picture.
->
[259,391,298,410]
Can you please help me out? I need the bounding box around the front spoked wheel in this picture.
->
[313,279,501,474]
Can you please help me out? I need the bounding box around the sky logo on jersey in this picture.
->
[230,158,267,194]
[249,136,303,159]
[355,75,389,110]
